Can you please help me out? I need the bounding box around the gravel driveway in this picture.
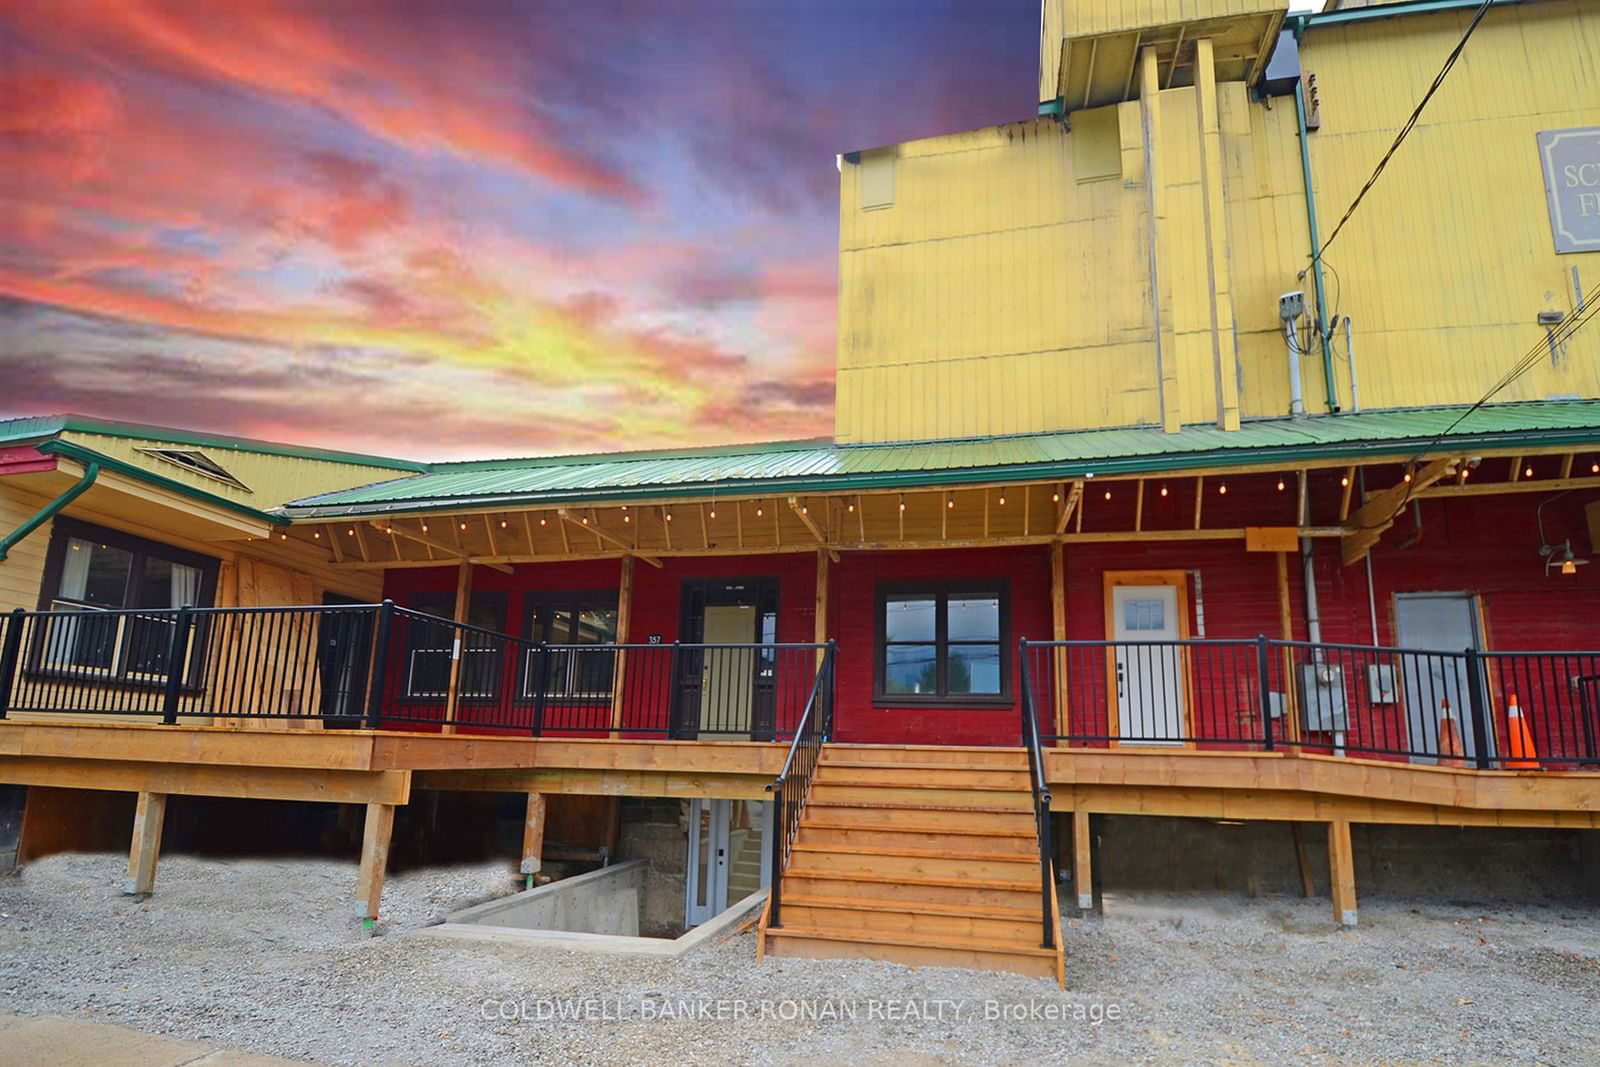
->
[1,853,1597,1065]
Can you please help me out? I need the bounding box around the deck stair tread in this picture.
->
[800,819,1035,838]
[786,864,1038,893]
[791,842,1038,863]
[807,796,1032,813]
[764,925,1056,958]
[780,894,1041,921]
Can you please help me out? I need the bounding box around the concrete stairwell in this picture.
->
[760,744,1063,984]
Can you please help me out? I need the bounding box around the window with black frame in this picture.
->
[404,593,506,700]
[523,593,619,702]
[34,518,218,683]
[875,582,1008,705]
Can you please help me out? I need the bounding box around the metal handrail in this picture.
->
[1017,638,1056,951]
[764,640,837,930]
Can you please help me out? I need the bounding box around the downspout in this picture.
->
[0,461,100,562]
[1292,52,1339,413]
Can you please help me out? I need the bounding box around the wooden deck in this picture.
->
[3,721,1597,934]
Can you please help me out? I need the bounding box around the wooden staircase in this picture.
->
[759,744,1064,984]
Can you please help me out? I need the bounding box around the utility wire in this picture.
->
[1345,282,1600,532]
[1307,0,1495,270]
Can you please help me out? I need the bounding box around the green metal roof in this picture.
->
[0,414,424,472]
[280,400,1600,518]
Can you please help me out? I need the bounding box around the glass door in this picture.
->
[685,798,730,927]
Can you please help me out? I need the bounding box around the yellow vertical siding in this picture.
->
[838,0,1600,444]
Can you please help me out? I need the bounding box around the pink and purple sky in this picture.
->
[0,0,1038,459]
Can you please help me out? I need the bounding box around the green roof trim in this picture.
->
[0,414,424,472]
[280,401,1600,519]
[37,440,290,526]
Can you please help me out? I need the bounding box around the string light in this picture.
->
[1276,479,1285,491]
[946,495,954,509]
[898,494,906,513]
[1403,472,1412,483]
[623,512,630,523]
[1103,490,1112,501]
[1525,466,1534,478]
[709,507,717,519]
[459,522,468,531]
[499,519,508,528]
[313,531,321,539]
[1051,491,1060,503]
[1592,463,1599,475]
[581,515,589,524]
[539,516,547,526]
[1340,475,1350,488]
[801,504,809,515]
[1160,485,1169,497]
[847,501,855,513]
[421,523,429,533]
[1218,483,1228,495]
[665,511,673,523]
[347,528,355,537]
[755,504,763,517]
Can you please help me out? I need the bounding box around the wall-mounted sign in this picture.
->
[1538,126,1600,254]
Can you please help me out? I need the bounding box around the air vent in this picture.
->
[136,447,251,492]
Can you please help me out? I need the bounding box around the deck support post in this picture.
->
[1072,807,1093,912]
[443,561,473,735]
[1327,818,1358,927]
[521,792,547,876]
[1290,822,1315,898]
[1050,541,1068,739]
[355,802,396,920]
[814,548,830,668]
[123,791,167,896]
[610,555,635,739]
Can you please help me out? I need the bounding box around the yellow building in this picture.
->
[836,0,1600,443]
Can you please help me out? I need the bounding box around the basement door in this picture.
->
[1111,583,1186,745]
[1394,593,1493,765]
[685,798,730,927]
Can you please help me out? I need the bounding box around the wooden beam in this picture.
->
[523,514,537,557]
[1509,454,1524,481]
[355,802,395,920]
[350,522,371,563]
[1072,807,1093,911]
[1561,453,1575,479]
[442,561,473,734]
[1414,475,1600,500]
[789,497,838,562]
[1050,541,1068,739]
[1055,481,1082,535]
[557,509,661,567]
[1193,476,1205,529]
[1338,465,1356,521]
[609,555,635,739]
[327,524,344,563]
[1327,818,1358,927]
[373,520,510,573]
[521,792,547,876]
[124,791,166,895]
[1133,478,1145,532]
[1276,551,1302,746]
[660,506,673,551]
[0,755,411,805]
[815,547,830,667]
[1341,457,1455,566]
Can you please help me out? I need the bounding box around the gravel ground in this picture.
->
[2,853,1598,1065]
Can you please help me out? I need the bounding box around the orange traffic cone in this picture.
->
[1437,699,1466,768]
[1504,691,1540,770]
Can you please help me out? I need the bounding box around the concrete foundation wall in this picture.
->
[616,797,686,937]
[1088,815,1599,903]
[451,860,646,936]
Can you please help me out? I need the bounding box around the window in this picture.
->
[875,582,1008,705]
[404,592,506,701]
[523,592,619,701]
[34,518,218,682]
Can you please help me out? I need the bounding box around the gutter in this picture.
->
[1294,0,1524,31]
[276,424,1600,520]
[35,440,289,527]
[0,461,99,562]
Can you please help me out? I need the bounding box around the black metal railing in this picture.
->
[0,602,833,740]
[1016,639,1056,951]
[765,640,837,930]
[1020,637,1600,771]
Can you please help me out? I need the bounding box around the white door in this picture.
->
[685,798,730,927]
[1112,584,1186,745]
[1394,594,1492,765]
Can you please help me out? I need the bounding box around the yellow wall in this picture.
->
[839,0,1600,444]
